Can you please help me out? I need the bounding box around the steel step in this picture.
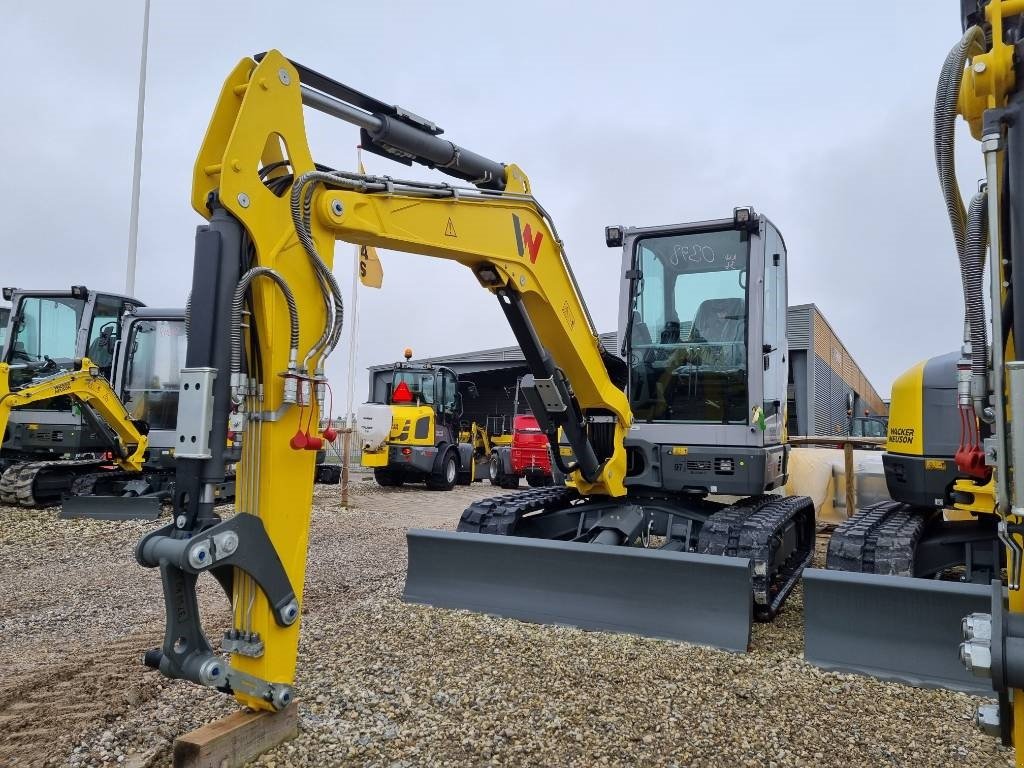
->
[405,529,754,652]
[803,567,993,695]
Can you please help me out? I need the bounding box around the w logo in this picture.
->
[512,214,543,263]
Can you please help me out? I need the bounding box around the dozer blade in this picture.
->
[59,495,162,521]
[404,529,754,652]
[803,567,992,695]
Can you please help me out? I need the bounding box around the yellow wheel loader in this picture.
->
[358,349,482,490]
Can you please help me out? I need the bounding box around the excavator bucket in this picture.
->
[404,529,754,652]
[803,567,993,695]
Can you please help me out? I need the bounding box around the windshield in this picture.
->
[0,308,8,352]
[852,417,887,438]
[7,296,85,364]
[628,228,749,423]
[122,319,188,431]
[391,369,436,405]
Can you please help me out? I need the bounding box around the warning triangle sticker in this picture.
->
[445,218,457,237]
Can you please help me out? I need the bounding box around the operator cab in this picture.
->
[114,308,188,435]
[1,286,142,386]
[615,208,789,493]
[388,364,460,418]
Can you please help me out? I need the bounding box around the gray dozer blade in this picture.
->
[59,495,162,521]
[803,567,993,695]
[404,529,754,652]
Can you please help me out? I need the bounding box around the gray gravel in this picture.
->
[0,476,1014,767]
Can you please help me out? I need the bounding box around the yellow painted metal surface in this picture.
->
[316,176,630,497]
[884,360,926,457]
[191,51,332,710]
[361,449,388,468]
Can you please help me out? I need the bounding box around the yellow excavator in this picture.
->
[135,50,814,715]
[798,1,1024,760]
[0,359,148,476]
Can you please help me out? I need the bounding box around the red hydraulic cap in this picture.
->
[392,381,413,403]
[323,426,338,442]
[305,432,324,450]
[290,429,308,450]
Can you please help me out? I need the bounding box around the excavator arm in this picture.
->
[0,359,148,472]
[136,49,630,712]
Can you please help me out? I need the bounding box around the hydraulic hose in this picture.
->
[289,171,347,371]
[935,26,987,408]
[231,267,300,387]
[966,191,990,414]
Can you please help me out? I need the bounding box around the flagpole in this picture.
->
[125,0,151,296]
[340,147,364,506]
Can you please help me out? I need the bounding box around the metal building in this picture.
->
[367,303,885,437]
[785,304,887,436]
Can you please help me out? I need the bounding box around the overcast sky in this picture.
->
[3,1,982,415]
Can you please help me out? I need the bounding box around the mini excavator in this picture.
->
[136,50,813,713]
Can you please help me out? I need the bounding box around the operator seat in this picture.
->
[87,326,115,373]
[689,298,745,344]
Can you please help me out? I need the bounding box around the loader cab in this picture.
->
[615,209,789,495]
[388,364,461,424]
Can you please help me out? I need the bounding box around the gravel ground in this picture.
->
[0,474,1015,767]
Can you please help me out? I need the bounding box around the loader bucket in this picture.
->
[59,495,162,521]
[803,567,993,695]
[404,529,754,652]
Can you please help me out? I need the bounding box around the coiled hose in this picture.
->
[965,191,989,411]
[289,171,347,371]
[231,267,300,383]
[935,26,988,413]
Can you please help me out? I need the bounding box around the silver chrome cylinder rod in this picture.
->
[300,86,383,133]
[984,134,1010,515]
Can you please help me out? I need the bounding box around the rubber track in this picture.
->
[0,459,106,507]
[457,486,579,535]
[698,494,816,620]
[826,499,927,576]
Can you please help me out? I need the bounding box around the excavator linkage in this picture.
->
[405,488,815,651]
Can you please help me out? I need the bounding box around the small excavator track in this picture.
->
[457,486,579,534]
[698,494,816,620]
[0,459,107,507]
[457,488,815,621]
[825,499,929,576]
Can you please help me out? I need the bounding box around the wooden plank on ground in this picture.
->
[172,702,298,768]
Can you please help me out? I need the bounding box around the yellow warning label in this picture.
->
[925,459,948,471]
[669,446,688,456]
[559,446,574,456]
[445,218,457,237]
